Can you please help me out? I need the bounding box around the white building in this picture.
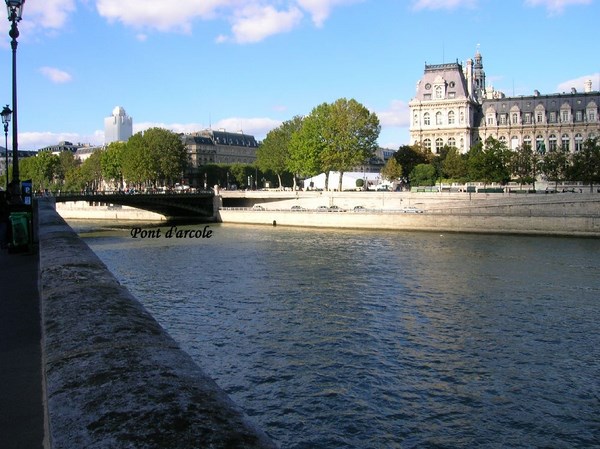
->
[104,106,133,144]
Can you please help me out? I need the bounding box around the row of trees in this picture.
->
[382,136,600,192]
[3,128,188,193]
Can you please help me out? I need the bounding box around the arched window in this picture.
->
[423,138,432,150]
[548,134,557,151]
[413,113,418,125]
[435,111,443,125]
[574,134,583,151]
[435,85,443,99]
[435,138,443,153]
[561,134,570,151]
[448,137,456,148]
[523,135,532,148]
[424,112,430,126]
[448,110,455,125]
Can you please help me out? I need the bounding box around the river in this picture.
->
[72,221,600,449]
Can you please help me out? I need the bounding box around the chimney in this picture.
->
[584,79,592,93]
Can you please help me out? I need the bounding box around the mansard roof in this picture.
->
[183,130,259,148]
[481,91,600,113]
[413,62,470,102]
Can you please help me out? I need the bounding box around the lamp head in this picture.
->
[1,105,12,125]
[5,0,25,22]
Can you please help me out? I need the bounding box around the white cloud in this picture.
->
[296,0,363,27]
[24,0,77,29]
[20,130,104,151]
[134,117,281,140]
[411,0,478,11]
[556,74,600,93]
[524,0,593,14]
[228,5,303,44]
[376,100,410,128]
[39,66,73,84]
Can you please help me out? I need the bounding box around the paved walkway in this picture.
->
[0,245,45,449]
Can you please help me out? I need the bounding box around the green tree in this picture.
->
[290,98,380,191]
[394,144,432,183]
[256,116,302,189]
[380,157,403,183]
[101,142,126,189]
[442,147,468,181]
[571,137,600,192]
[410,163,436,186]
[467,138,510,186]
[144,127,188,185]
[541,146,569,191]
[79,151,103,192]
[56,151,80,189]
[510,144,538,189]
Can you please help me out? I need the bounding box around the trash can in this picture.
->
[8,211,31,252]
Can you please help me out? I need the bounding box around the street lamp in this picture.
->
[1,104,11,191]
[6,0,25,202]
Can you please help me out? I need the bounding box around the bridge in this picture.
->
[52,191,216,220]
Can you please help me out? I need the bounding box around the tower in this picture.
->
[473,47,486,100]
[104,106,133,144]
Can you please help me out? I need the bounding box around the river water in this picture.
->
[73,221,600,449]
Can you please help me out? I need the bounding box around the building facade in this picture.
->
[409,50,600,154]
[104,106,133,144]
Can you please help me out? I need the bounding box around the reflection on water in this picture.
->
[80,222,600,448]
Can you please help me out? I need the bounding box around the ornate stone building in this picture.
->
[409,50,600,154]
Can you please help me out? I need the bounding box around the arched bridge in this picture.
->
[53,191,216,221]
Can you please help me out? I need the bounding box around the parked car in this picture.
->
[402,206,424,214]
[291,205,305,211]
[328,205,345,212]
[316,205,329,212]
[252,205,265,210]
[353,205,366,212]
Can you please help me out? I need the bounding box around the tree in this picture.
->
[467,138,510,186]
[571,137,600,192]
[510,144,538,189]
[79,151,103,192]
[101,142,126,190]
[256,116,302,189]
[319,98,380,191]
[56,151,80,189]
[290,98,380,191]
[393,144,432,183]
[380,157,403,183]
[442,147,468,181]
[541,146,569,191]
[410,163,436,186]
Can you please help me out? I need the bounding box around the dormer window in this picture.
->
[435,85,443,99]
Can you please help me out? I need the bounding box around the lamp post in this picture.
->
[6,0,25,202]
[1,105,11,191]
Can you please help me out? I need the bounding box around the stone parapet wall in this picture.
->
[37,199,277,449]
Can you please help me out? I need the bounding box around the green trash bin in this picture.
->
[9,211,31,250]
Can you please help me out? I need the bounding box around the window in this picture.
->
[424,94,431,100]
[575,111,583,122]
[448,110,455,125]
[460,111,464,123]
[549,112,556,123]
[436,111,443,125]
[524,135,532,148]
[435,86,443,99]
[424,112,430,125]
[588,111,596,122]
[487,113,495,125]
[561,110,569,122]
[512,113,518,124]
[435,138,443,153]
[423,138,431,150]
[448,137,456,147]
[536,112,543,123]
[500,114,507,125]
[575,133,583,151]
[413,113,418,125]
[448,92,455,99]
[549,134,557,151]
[561,134,570,151]
[524,113,531,124]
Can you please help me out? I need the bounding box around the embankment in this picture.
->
[37,199,277,449]
[217,191,600,237]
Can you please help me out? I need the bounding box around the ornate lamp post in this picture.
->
[1,104,11,191]
[5,0,25,202]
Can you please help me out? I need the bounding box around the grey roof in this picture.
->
[413,62,470,102]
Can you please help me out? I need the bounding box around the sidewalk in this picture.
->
[0,245,45,449]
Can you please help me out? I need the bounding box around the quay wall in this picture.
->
[37,199,277,449]
[217,192,600,237]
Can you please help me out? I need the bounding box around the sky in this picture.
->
[0,0,598,151]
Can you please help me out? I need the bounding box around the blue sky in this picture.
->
[0,0,598,151]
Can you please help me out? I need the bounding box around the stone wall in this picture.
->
[37,199,277,449]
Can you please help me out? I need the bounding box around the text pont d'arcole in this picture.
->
[130,226,213,239]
